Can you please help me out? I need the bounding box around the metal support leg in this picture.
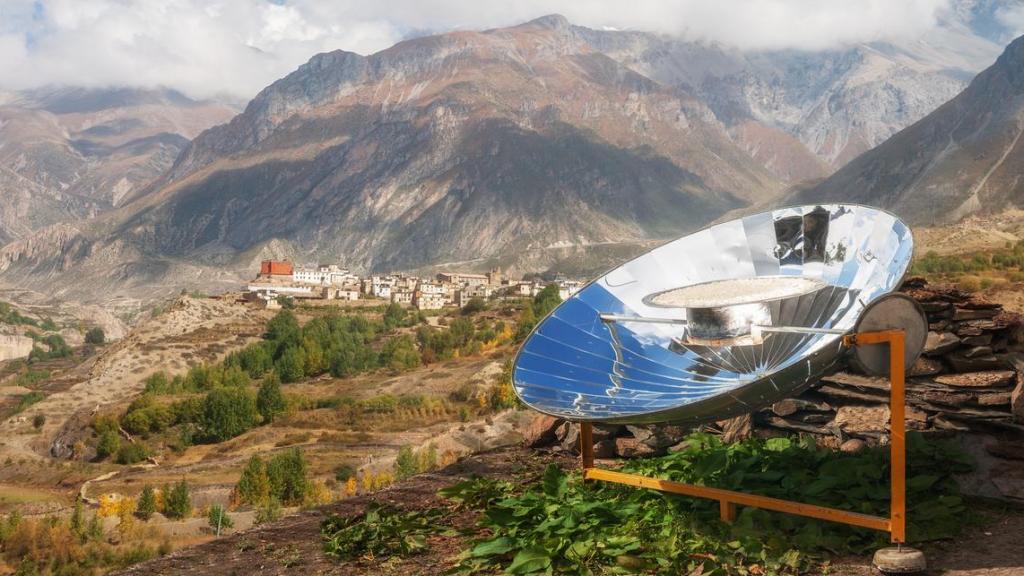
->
[719,500,737,523]
[580,422,594,473]
[889,332,906,544]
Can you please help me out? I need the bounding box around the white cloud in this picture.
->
[0,0,956,100]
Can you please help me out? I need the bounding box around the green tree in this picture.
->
[236,455,271,506]
[70,498,84,540]
[382,303,407,330]
[379,335,421,372]
[276,346,306,383]
[164,479,192,519]
[96,429,120,460]
[84,327,105,345]
[265,310,301,348]
[393,445,418,480]
[267,448,309,505]
[256,374,286,424]
[207,504,234,536]
[532,283,562,318]
[136,486,157,520]
[515,304,537,341]
[448,317,475,347]
[200,386,258,442]
[461,297,487,315]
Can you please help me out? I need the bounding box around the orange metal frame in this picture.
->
[580,329,907,543]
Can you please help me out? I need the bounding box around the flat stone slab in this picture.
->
[934,370,1015,388]
[835,405,890,433]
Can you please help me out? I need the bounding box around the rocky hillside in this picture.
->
[794,33,1024,225]
[1,15,783,301]
[0,12,1012,306]
[579,12,1002,181]
[0,87,236,244]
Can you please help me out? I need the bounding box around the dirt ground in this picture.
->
[113,446,1024,576]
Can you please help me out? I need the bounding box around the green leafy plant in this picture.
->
[448,432,972,575]
[321,503,446,561]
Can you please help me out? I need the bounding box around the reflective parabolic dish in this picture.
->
[513,204,913,424]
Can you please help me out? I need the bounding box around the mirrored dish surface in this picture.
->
[513,204,913,424]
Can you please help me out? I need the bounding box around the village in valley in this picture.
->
[245,260,584,310]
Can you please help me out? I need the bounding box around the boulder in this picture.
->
[593,439,617,459]
[522,414,562,447]
[592,424,624,443]
[614,437,658,458]
[840,438,867,453]
[556,422,580,452]
[625,424,687,449]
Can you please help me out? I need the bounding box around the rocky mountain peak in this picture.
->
[517,14,573,32]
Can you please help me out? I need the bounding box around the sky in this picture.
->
[0,0,1022,101]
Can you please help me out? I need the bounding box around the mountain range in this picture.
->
[0,87,236,245]
[795,32,1024,224]
[0,8,1021,308]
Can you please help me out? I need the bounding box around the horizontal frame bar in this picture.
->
[584,468,890,532]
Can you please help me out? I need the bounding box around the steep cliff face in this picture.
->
[794,34,1024,225]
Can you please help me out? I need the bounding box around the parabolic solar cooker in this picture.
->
[513,204,927,424]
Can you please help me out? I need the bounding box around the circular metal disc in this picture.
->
[852,293,927,376]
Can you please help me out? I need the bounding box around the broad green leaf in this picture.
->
[506,547,553,574]
[472,537,516,557]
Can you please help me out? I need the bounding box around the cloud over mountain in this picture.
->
[0,0,1007,100]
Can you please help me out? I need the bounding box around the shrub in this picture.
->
[143,372,170,394]
[115,443,149,465]
[31,414,45,430]
[84,327,105,345]
[163,479,192,519]
[361,394,397,413]
[207,504,234,536]
[333,464,356,482]
[255,498,282,525]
